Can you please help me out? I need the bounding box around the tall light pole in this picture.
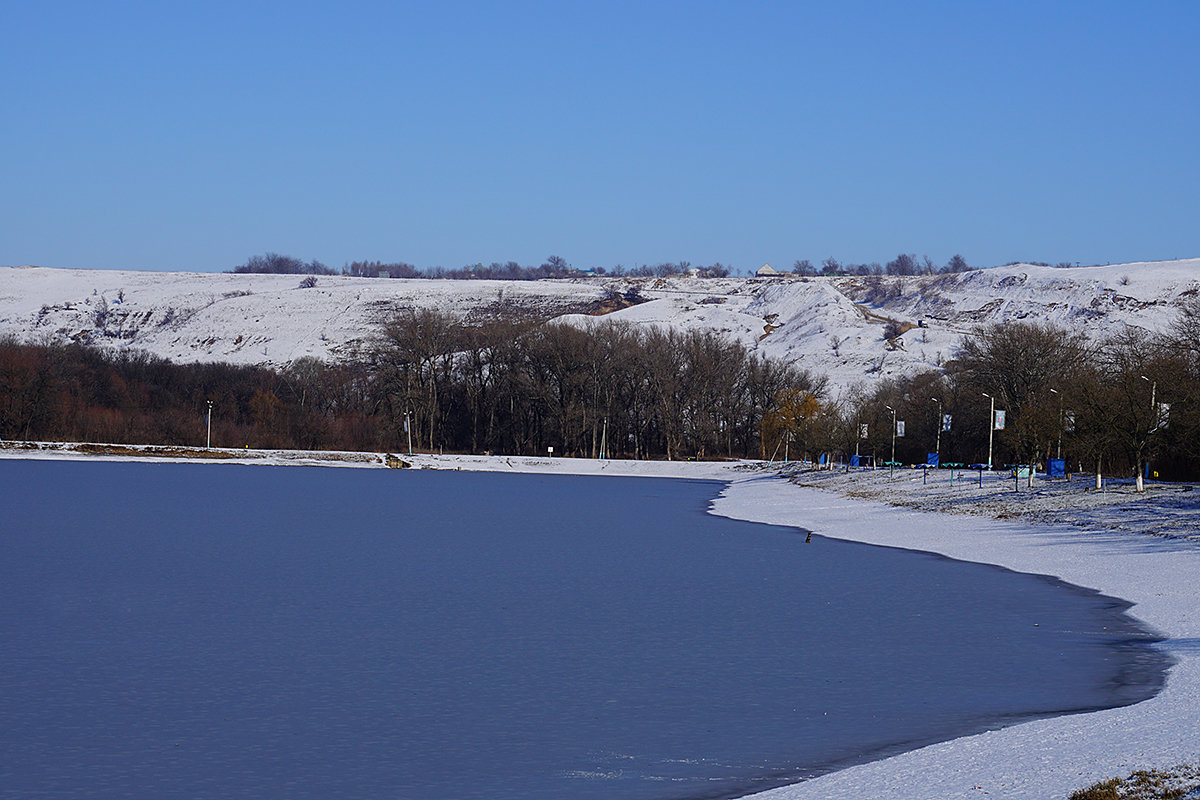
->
[982,392,994,470]
[885,405,897,474]
[931,397,943,460]
[206,400,213,449]
[1141,375,1157,489]
[1049,387,1062,460]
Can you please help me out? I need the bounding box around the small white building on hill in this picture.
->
[756,263,785,277]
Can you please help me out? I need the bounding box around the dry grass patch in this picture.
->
[74,443,246,459]
[1070,764,1200,800]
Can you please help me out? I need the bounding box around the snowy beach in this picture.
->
[2,445,1197,798]
[714,472,1200,799]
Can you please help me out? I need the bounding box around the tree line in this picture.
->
[369,313,823,460]
[790,253,973,276]
[232,252,732,280]
[0,319,824,462]
[231,251,1006,280]
[765,310,1200,485]
[0,340,378,452]
[4,296,1197,482]
[791,255,1084,276]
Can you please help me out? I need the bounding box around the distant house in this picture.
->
[756,263,785,277]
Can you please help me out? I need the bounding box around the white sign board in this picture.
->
[1155,402,1170,431]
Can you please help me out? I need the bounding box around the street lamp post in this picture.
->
[1049,388,1062,460]
[206,400,213,449]
[931,397,943,460]
[1141,376,1157,491]
[885,405,897,476]
[982,392,995,470]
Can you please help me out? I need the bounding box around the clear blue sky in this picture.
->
[4,1,1198,273]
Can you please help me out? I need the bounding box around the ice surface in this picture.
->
[2,450,1200,800]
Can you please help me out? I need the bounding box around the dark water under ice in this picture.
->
[0,460,1168,799]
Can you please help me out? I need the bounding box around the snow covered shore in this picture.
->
[714,472,1200,800]
[3,444,1197,797]
[0,441,744,480]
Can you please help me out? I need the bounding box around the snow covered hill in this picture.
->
[1,260,1197,393]
[0,268,606,366]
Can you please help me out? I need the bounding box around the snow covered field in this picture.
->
[3,259,1197,393]
[783,464,1200,541]
[3,444,1197,798]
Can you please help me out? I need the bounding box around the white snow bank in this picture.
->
[0,442,746,481]
[713,477,1200,800]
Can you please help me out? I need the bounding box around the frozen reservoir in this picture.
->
[0,461,1168,799]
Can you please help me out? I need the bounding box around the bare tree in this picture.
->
[955,321,1089,480]
[886,253,918,276]
[232,252,335,275]
[371,309,461,451]
[1090,327,1173,492]
[943,254,970,273]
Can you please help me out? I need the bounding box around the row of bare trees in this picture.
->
[827,312,1200,486]
[5,297,1198,480]
[238,251,986,280]
[0,317,825,461]
[369,312,824,459]
[0,339,384,452]
[236,253,732,280]
[791,253,973,277]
